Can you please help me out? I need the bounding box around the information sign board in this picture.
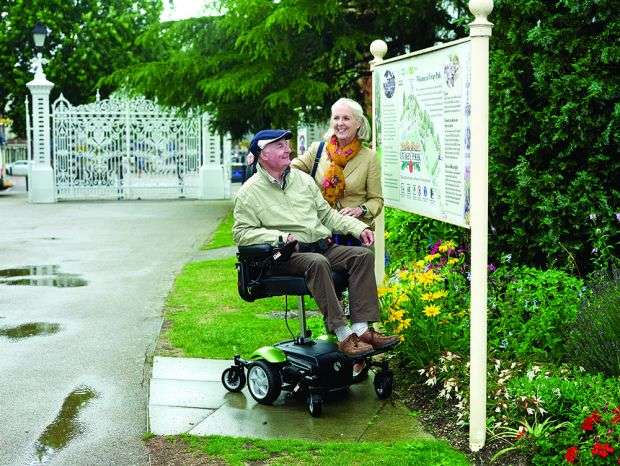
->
[373,40,472,228]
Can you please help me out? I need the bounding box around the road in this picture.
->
[0,178,232,465]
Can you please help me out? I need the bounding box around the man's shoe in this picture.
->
[358,329,399,349]
[337,333,373,356]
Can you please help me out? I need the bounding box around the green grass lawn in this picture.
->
[201,209,235,250]
[162,256,325,358]
[176,435,470,465]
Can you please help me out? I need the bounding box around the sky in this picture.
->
[160,0,211,21]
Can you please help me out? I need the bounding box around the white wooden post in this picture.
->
[27,53,56,203]
[370,39,388,285]
[468,0,493,452]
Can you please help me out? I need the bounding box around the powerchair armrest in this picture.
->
[237,243,274,261]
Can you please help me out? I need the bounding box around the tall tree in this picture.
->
[0,0,162,138]
[108,0,466,139]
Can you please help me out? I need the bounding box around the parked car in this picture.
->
[6,159,30,176]
[231,162,247,183]
[1,162,13,190]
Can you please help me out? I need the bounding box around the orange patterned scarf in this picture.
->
[321,135,361,206]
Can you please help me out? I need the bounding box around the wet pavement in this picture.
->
[0,184,232,465]
[149,356,431,441]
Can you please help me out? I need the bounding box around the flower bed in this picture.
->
[383,238,620,464]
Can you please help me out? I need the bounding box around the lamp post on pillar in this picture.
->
[27,21,56,203]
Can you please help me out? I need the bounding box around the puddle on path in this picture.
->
[0,265,87,287]
[0,322,61,340]
[33,386,98,464]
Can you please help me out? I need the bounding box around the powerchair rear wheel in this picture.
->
[221,366,246,392]
[373,370,394,399]
[247,360,282,404]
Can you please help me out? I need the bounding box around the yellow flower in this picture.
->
[421,292,435,301]
[377,287,389,296]
[396,294,409,306]
[447,258,458,265]
[432,290,448,299]
[440,240,456,251]
[418,270,441,285]
[399,334,405,342]
[424,253,440,262]
[423,304,441,317]
[398,270,409,280]
[396,318,412,333]
[389,309,404,321]
[414,259,425,269]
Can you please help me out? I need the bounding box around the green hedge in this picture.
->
[488,0,620,274]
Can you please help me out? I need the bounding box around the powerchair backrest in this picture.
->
[236,243,348,302]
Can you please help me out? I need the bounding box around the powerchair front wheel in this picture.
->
[307,393,323,417]
[221,366,246,392]
[247,360,282,404]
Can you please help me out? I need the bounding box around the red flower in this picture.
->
[582,410,602,431]
[611,406,620,425]
[591,442,614,458]
[564,446,578,463]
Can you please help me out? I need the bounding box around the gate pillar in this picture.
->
[26,58,56,203]
[199,115,230,199]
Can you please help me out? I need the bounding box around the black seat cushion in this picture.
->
[259,271,348,297]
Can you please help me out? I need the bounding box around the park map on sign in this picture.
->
[374,40,471,228]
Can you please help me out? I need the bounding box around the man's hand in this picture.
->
[286,233,300,251]
[360,229,375,246]
[339,206,364,218]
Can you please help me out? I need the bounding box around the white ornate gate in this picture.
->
[52,93,203,200]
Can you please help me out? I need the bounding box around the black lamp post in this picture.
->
[31,22,49,78]
[32,22,48,51]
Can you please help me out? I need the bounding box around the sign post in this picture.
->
[370,0,493,451]
[467,0,493,451]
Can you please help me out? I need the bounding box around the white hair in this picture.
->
[323,97,371,141]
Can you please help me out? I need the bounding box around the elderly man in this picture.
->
[233,129,397,357]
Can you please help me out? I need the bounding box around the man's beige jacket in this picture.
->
[233,163,367,246]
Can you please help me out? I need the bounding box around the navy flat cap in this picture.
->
[249,129,292,157]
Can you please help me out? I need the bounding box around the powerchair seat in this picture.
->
[236,242,348,302]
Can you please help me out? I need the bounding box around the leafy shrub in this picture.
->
[379,240,469,368]
[504,370,620,426]
[554,406,620,465]
[384,208,467,271]
[568,269,620,376]
[488,266,583,363]
[498,370,620,465]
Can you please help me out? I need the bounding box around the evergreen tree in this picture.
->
[488,0,620,273]
[0,0,162,137]
[109,0,466,138]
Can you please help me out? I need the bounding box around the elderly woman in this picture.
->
[291,98,383,246]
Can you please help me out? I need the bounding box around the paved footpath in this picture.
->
[0,185,231,466]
